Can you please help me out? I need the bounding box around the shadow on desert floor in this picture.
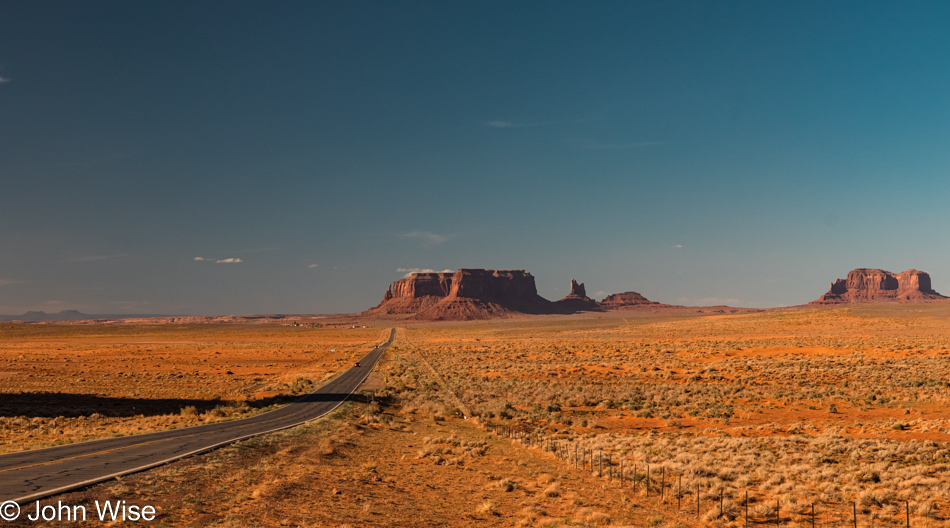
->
[0,392,300,418]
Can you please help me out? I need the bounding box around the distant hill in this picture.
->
[0,310,172,322]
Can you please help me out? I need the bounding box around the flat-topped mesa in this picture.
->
[364,268,559,320]
[811,268,947,304]
[598,291,661,309]
[389,272,454,299]
[450,269,539,301]
[368,272,455,315]
[554,278,601,312]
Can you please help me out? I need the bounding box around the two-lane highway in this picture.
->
[0,328,395,503]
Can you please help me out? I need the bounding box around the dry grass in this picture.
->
[0,323,381,452]
[377,304,950,526]
[45,394,644,527]
[15,304,950,526]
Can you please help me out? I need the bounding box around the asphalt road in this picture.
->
[0,328,395,504]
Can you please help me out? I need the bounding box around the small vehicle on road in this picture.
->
[354,362,360,367]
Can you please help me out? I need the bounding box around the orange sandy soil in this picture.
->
[403,305,950,442]
[382,304,950,525]
[17,398,679,528]
[9,305,950,526]
[0,323,384,453]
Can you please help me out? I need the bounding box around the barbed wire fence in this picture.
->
[388,335,934,527]
[485,423,932,527]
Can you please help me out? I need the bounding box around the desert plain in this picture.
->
[4,305,950,526]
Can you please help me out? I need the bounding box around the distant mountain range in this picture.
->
[0,310,172,322]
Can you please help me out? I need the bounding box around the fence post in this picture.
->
[620,460,624,487]
[906,500,909,528]
[745,491,749,528]
[646,464,651,496]
[720,488,723,518]
[853,501,857,528]
[776,499,779,527]
[696,486,700,518]
[811,503,815,528]
[679,476,682,511]
[661,466,666,502]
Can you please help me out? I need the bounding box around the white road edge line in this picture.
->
[12,329,395,505]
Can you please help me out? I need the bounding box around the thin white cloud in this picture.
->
[308,264,319,269]
[673,244,683,248]
[400,230,453,246]
[397,267,453,278]
[0,77,8,84]
[0,279,26,287]
[195,256,243,263]
[195,248,279,262]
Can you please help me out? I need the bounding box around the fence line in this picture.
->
[483,423,930,527]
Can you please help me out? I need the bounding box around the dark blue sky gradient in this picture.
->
[2,2,949,314]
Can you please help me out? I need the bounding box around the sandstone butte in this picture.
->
[598,291,663,309]
[363,269,754,321]
[364,269,559,321]
[553,278,602,312]
[810,268,948,304]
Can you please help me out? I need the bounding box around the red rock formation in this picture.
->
[554,278,601,312]
[388,272,454,298]
[365,272,455,315]
[568,278,586,298]
[598,291,662,309]
[810,268,947,304]
[365,270,764,319]
[364,269,558,320]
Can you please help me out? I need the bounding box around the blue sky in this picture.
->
[2,1,949,314]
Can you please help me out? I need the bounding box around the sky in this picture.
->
[1,1,950,315]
